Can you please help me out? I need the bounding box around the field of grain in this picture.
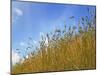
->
[12,8,96,74]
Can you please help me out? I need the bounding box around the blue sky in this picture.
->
[12,1,96,59]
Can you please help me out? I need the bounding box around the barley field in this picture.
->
[12,8,96,74]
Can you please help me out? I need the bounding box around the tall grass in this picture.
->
[12,8,96,74]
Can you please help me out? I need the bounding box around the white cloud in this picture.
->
[15,8,23,16]
[12,8,23,24]
[20,42,26,46]
[33,40,37,44]
[12,51,21,65]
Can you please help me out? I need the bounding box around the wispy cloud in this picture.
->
[20,42,26,47]
[15,8,23,16]
[12,50,21,65]
[33,40,37,44]
[12,8,23,24]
